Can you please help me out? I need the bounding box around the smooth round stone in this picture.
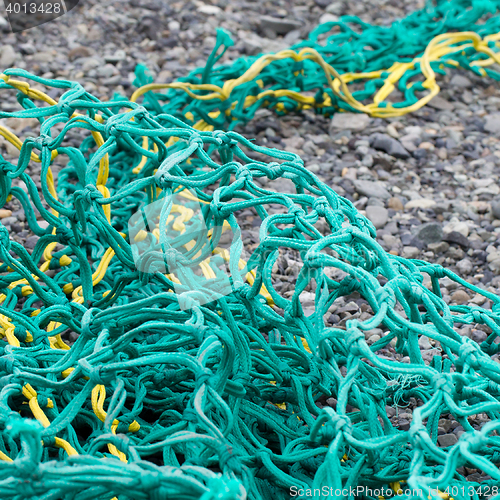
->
[366,205,389,229]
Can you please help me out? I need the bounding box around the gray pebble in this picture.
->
[371,133,410,159]
[366,205,388,229]
[353,179,391,199]
[437,433,458,447]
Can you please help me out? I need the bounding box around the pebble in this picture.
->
[260,16,302,35]
[456,258,473,275]
[198,5,222,15]
[450,75,472,88]
[443,231,469,248]
[491,197,500,219]
[366,205,388,229]
[484,113,500,134]
[0,45,16,67]
[412,222,443,245]
[388,197,403,211]
[68,46,93,61]
[353,180,390,199]
[438,433,458,447]
[404,199,436,210]
[0,209,12,218]
[428,96,454,111]
[403,246,420,259]
[330,112,370,132]
[450,290,470,304]
[444,219,469,237]
[371,133,410,159]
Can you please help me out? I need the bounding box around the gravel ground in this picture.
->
[0,0,499,486]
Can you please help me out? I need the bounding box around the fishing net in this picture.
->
[1,1,500,499]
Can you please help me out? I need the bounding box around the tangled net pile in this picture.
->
[2,1,500,499]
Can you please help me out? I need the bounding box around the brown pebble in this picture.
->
[388,197,403,211]
[0,209,12,218]
[451,290,470,305]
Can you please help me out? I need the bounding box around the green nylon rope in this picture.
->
[0,1,500,499]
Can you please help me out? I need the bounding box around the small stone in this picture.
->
[403,246,420,259]
[24,235,38,249]
[488,258,500,273]
[0,45,17,68]
[0,209,12,218]
[388,197,403,211]
[443,231,469,248]
[198,5,222,14]
[371,134,410,159]
[353,180,390,199]
[405,198,436,210]
[418,336,432,350]
[438,433,458,447]
[444,220,469,237]
[68,46,93,61]
[366,205,389,229]
[260,15,301,35]
[32,51,53,62]
[456,258,473,275]
[450,290,470,305]
[413,222,443,244]
[104,50,126,64]
[428,97,454,111]
[330,112,370,132]
[491,197,500,219]
[427,242,449,253]
[18,43,35,55]
[484,114,500,134]
[472,330,487,343]
[319,13,339,23]
[450,74,472,88]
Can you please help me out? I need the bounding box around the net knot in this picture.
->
[459,430,484,452]
[104,115,122,138]
[140,472,162,491]
[78,184,102,204]
[189,135,204,148]
[408,422,428,447]
[36,134,53,149]
[197,368,216,387]
[182,407,199,423]
[313,197,329,217]
[78,359,114,385]
[345,327,365,355]
[458,338,480,368]
[289,205,305,218]
[163,248,184,270]
[55,224,74,243]
[219,445,243,474]
[56,101,74,116]
[431,373,454,396]
[0,355,16,373]
[312,409,352,443]
[470,308,483,323]
[178,292,201,311]
[267,162,283,180]
[210,200,226,219]
[213,130,236,147]
[277,362,292,383]
[235,165,252,181]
